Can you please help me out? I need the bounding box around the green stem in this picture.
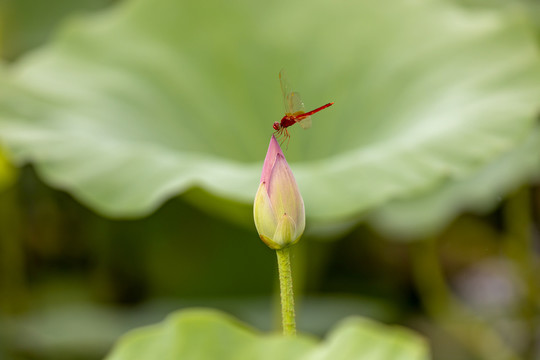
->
[503,187,539,359]
[276,247,296,336]
[0,185,26,314]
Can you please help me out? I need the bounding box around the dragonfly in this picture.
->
[273,69,334,147]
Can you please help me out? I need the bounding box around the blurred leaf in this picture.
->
[4,295,398,359]
[0,0,117,61]
[0,0,539,236]
[368,126,540,239]
[451,0,540,42]
[105,308,428,360]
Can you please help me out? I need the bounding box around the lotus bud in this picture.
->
[253,135,305,249]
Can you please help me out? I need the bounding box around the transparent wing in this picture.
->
[279,69,310,129]
[297,116,312,129]
[288,92,305,115]
[279,69,292,114]
[280,69,306,115]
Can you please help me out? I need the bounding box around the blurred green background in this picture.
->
[1,0,540,359]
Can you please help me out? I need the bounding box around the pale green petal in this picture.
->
[273,213,297,249]
[253,182,277,240]
[295,200,305,241]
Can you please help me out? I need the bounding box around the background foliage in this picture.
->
[1,0,540,359]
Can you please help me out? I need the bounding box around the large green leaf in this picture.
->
[105,309,428,360]
[0,0,116,61]
[368,126,540,239]
[0,0,539,234]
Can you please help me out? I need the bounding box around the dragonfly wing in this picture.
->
[279,70,311,130]
[288,91,306,114]
[279,69,293,114]
[298,116,312,129]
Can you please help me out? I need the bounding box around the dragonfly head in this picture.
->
[273,122,281,131]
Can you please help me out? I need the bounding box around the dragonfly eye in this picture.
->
[273,122,281,131]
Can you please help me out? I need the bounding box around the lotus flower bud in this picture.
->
[253,136,305,249]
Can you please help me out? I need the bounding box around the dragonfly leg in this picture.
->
[274,128,291,149]
[274,130,280,143]
[275,129,285,146]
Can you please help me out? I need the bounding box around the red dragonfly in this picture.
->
[273,69,334,146]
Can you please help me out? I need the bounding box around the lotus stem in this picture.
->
[276,247,296,336]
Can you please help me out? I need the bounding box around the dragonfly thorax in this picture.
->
[279,116,297,129]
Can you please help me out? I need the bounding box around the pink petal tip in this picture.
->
[260,135,284,183]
